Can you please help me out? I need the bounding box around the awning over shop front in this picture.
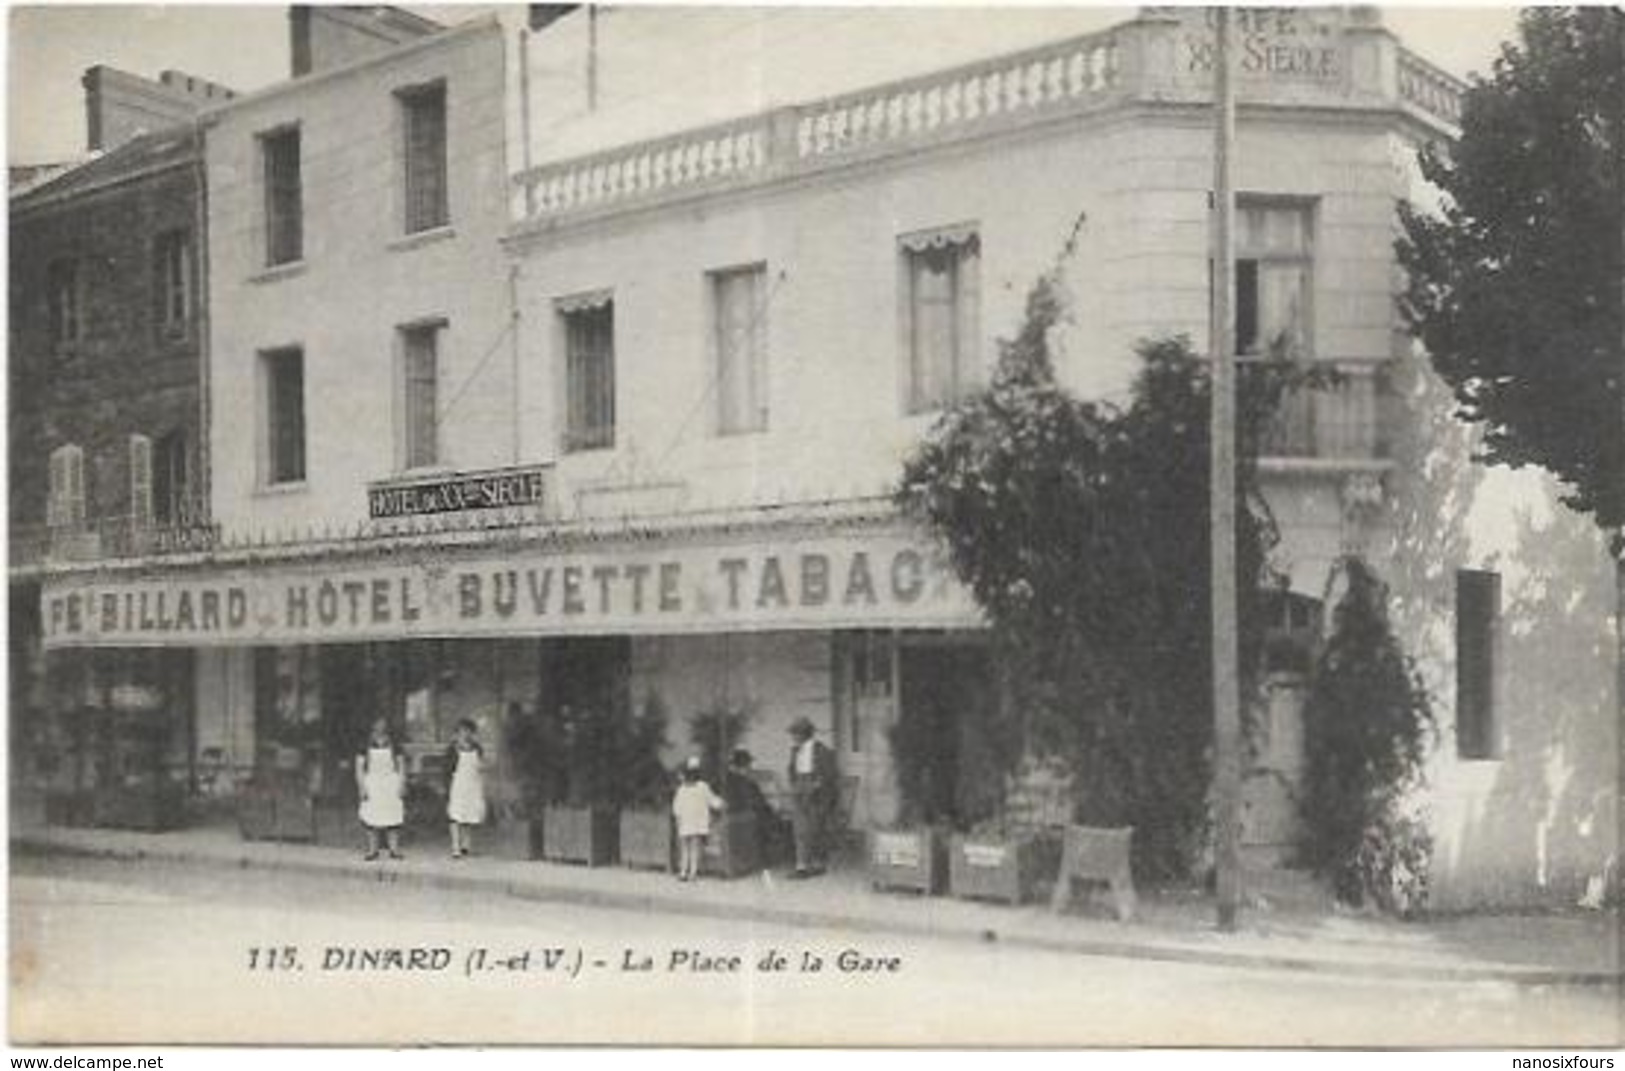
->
[40,522,982,649]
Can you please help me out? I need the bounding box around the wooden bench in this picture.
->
[1050,825,1136,921]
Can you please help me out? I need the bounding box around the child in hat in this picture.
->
[671,756,725,882]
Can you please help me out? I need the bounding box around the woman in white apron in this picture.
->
[357,717,406,860]
[444,718,487,859]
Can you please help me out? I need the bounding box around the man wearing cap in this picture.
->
[786,717,837,877]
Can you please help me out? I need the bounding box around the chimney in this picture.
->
[528,5,581,31]
[289,6,442,78]
[82,66,235,152]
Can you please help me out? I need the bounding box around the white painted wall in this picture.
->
[206,22,513,538]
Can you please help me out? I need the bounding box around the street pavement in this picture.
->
[9,853,1622,1047]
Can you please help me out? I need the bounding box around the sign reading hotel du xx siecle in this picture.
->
[40,532,981,648]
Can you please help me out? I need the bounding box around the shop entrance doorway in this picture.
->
[896,639,997,831]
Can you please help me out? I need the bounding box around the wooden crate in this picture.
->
[948,834,1056,906]
[869,827,946,895]
[701,811,760,878]
[44,790,95,828]
[619,809,675,872]
[313,798,361,850]
[481,815,541,861]
[93,786,185,832]
[541,806,619,867]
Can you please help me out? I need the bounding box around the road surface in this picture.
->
[9,853,1621,1046]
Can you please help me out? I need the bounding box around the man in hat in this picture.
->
[786,717,837,877]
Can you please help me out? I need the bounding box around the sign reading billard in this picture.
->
[367,465,548,520]
[41,530,981,648]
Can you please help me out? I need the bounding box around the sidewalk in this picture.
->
[12,819,1620,986]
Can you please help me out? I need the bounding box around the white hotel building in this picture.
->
[34,6,1618,909]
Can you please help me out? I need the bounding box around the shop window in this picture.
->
[559,293,615,452]
[1235,199,1313,358]
[399,82,449,234]
[1456,569,1502,760]
[46,444,85,528]
[260,347,306,486]
[48,259,82,348]
[900,225,980,414]
[153,229,191,335]
[712,263,768,434]
[399,321,442,469]
[260,126,303,267]
[254,646,323,768]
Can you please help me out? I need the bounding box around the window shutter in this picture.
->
[46,451,64,527]
[129,435,153,526]
[49,445,85,528]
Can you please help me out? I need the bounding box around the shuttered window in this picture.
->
[261,127,303,266]
[153,229,191,334]
[47,444,85,528]
[154,430,190,525]
[560,295,615,452]
[129,435,153,525]
[400,83,449,234]
[1236,200,1313,358]
[262,348,307,485]
[48,260,81,347]
[901,227,980,413]
[400,323,440,469]
[713,265,768,435]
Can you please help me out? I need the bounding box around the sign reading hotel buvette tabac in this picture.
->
[367,464,548,520]
[40,531,982,648]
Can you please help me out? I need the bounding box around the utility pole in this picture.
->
[1209,5,1243,934]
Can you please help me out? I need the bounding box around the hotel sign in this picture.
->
[367,464,549,520]
[41,530,981,648]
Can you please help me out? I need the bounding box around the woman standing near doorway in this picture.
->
[357,717,406,860]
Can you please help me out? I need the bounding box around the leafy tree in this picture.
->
[1397,7,1624,538]
[1301,558,1435,913]
[897,266,1300,878]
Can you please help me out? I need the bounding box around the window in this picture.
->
[261,127,303,266]
[153,230,191,334]
[48,260,81,347]
[1236,200,1313,357]
[129,434,153,525]
[399,322,441,469]
[261,348,306,485]
[400,83,449,234]
[153,430,190,525]
[713,264,768,434]
[900,226,980,413]
[1455,569,1502,760]
[46,444,85,528]
[559,295,615,452]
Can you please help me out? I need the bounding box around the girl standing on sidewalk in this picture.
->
[444,718,487,859]
[357,718,406,861]
[671,756,724,882]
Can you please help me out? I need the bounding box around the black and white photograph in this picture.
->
[6,1,1622,1052]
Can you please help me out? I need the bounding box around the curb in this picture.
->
[16,834,1622,988]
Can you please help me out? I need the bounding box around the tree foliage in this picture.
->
[1301,558,1435,913]
[1397,7,1624,535]
[897,268,1299,878]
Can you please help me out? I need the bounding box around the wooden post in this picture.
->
[1209,5,1244,933]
